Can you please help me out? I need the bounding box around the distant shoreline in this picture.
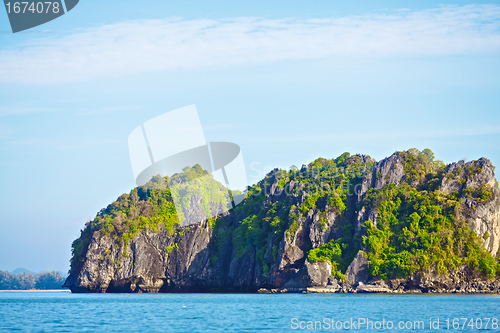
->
[0,289,70,293]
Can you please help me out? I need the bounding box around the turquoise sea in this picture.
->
[1,292,499,332]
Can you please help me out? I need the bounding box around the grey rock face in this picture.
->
[354,207,378,236]
[461,159,500,255]
[358,154,405,201]
[439,158,500,255]
[345,251,369,286]
[283,260,333,289]
[308,210,337,249]
[356,282,392,293]
[64,219,213,293]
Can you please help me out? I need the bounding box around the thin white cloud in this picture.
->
[0,4,499,85]
[0,104,141,117]
[76,105,143,116]
[0,105,56,116]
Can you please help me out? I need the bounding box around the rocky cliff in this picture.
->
[64,149,500,293]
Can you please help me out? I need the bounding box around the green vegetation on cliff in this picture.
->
[71,164,234,273]
[308,240,347,281]
[363,149,498,279]
[210,152,373,277]
[71,174,176,272]
[71,165,218,272]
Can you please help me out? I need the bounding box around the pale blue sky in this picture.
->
[0,1,499,272]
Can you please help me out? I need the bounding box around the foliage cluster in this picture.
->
[363,149,498,279]
[214,153,373,276]
[0,271,66,290]
[307,240,347,281]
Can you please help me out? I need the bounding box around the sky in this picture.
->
[0,0,499,273]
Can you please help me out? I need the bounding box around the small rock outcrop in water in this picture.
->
[64,149,500,293]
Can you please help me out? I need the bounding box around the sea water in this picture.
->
[1,292,499,332]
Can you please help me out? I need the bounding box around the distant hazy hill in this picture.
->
[12,268,34,275]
